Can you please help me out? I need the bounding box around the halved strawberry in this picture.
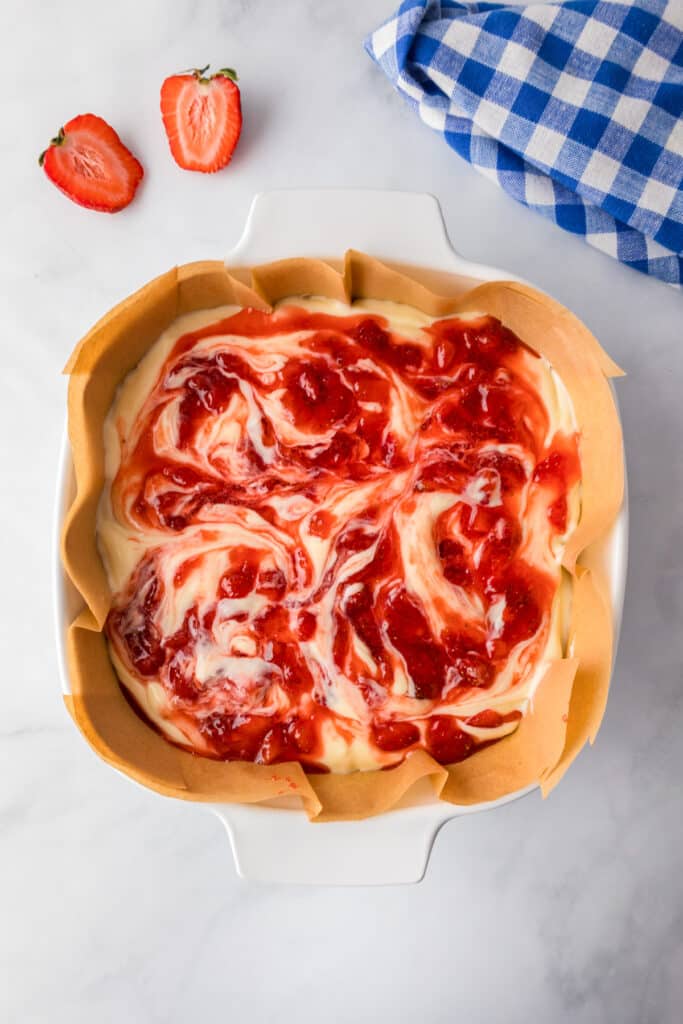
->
[160,65,242,173]
[39,114,143,213]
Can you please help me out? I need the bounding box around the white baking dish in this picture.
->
[54,189,628,885]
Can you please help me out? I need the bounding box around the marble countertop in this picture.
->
[3,0,682,1020]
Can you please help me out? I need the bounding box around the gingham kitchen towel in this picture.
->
[365,1,683,284]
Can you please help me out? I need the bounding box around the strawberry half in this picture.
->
[160,65,242,173]
[39,114,143,213]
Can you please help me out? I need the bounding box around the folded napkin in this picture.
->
[366,0,683,285]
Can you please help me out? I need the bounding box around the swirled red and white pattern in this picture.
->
[99,297,580,772]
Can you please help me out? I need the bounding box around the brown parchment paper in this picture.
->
[61,252,624,821]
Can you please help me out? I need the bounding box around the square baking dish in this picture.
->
[54,189,628,884]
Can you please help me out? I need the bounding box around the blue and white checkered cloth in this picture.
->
[365,1,683,285]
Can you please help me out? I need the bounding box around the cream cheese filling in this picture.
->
[98,296,579,771]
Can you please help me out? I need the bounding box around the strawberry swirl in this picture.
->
[99,298,580,772]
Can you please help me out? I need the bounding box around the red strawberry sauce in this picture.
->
[105,306,579,770]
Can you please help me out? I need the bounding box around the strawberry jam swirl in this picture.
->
[99,299,580,772]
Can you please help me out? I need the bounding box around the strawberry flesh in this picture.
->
[160,69,242,173]
[40,113,143,213]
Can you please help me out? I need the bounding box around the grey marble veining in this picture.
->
[2,0,682,1021]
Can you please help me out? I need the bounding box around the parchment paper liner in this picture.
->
[62,253,624,821]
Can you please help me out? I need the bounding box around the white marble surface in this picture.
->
[3,0,683,1020]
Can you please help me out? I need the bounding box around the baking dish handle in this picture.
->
[212,801,454,886]
[226,188,478,276]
